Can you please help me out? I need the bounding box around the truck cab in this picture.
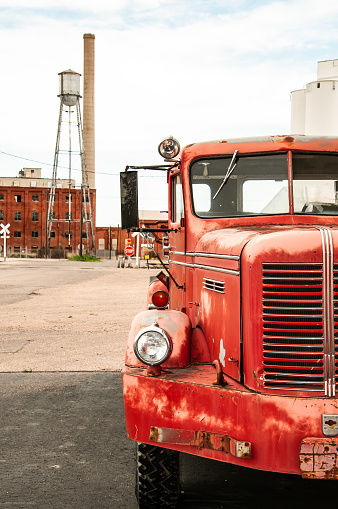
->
[122,135,338,508]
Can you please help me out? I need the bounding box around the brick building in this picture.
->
[0,168,96,256]
[0,169,168,259]
[95,211,168,258]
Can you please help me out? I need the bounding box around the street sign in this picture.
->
[124,245,134,257]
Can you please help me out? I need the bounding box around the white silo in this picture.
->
[290,89,306,134]
[291,59,338,136]
[305,79,338,136]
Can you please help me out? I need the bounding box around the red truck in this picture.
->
[121,135,338,508]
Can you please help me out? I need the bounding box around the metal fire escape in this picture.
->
[47,70,95,254]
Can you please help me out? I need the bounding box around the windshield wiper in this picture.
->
[212,149,239,200]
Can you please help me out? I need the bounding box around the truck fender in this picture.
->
[191,327,211,363]
[125,309,191,368]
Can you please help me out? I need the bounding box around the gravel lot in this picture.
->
[0,258,157,372]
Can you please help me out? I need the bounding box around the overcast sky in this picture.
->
[1,0,338,225]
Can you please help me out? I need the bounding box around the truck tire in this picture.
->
[136,442,180,509]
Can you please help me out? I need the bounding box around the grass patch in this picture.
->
[68,254,101,262]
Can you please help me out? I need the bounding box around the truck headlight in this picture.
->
[134,324,171,366]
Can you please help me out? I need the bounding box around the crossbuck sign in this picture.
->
[0,223,10,261]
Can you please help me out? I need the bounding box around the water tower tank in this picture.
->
[58,69,81,106]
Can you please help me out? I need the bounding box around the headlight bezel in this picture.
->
[133,324,172,366]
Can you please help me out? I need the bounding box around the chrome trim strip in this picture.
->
[317,227,335,397]
[169,259,239,276]
[170,251,240,261]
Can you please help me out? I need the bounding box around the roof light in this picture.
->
[158,136,180,159]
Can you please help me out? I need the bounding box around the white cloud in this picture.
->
[0,0,338,225]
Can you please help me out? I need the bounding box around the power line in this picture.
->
[0,149,167,178]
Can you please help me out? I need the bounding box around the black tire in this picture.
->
[136,442,180,509]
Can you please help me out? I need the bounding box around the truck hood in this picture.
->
[194,225,334,258]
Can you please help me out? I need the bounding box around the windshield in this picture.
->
[190,152,338,218]
[293,153,338,214]
[191,153,288,217]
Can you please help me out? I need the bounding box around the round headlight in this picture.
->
[158,136,180,159]
[134,325,171,366]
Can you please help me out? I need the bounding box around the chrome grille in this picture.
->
[334,264,338,388]
[262,263,325,393]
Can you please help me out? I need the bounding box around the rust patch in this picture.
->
[149,426,251,458]
[212,360,227,386]
[147,365,162,377]
[300,438,338,479]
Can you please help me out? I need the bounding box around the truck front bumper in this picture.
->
[122,364,338,478]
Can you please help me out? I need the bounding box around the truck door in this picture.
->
[168,171,186,311]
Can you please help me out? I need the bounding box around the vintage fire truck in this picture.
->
[121,135,338,508]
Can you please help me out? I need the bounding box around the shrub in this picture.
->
[68,254,101,262]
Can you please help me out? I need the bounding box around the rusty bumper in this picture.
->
[122,365,338,476]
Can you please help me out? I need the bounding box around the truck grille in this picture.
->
[262,263,333,394]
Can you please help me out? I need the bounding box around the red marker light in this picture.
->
[152,290,169,308]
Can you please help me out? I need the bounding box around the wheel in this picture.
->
[136,442,180,509]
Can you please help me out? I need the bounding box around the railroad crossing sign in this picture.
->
[0,223,10,262]
[124,245,134,257]
[0,223,10,237]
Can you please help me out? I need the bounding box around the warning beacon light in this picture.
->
[158,136,180,159]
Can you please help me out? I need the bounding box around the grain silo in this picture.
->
[291,59,338,136]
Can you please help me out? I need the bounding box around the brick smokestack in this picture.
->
[83,33,95,189]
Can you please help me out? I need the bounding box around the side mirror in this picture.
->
[120,171,139,230]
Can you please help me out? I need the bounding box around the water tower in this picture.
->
[47,69,95,253]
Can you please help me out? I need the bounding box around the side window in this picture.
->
[172,174,184,223]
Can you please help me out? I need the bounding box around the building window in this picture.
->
[65,212,72,220]
[81,232,87,238]
[32,211,39,221]
[50,231,55,238]
[14,246,20,254]
[31,231,38,238]
[65,195,72,203]
[65,231,72,238]
[32,195,39,202]
[0,210,3,220]
[0,194,4,201]
[14,231,21,238]
[14,194,21,202]
[14,211,21,221]
[49,212,56,220]
[82,196,89,202]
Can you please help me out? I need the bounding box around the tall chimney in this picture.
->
[83,33,95,189]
